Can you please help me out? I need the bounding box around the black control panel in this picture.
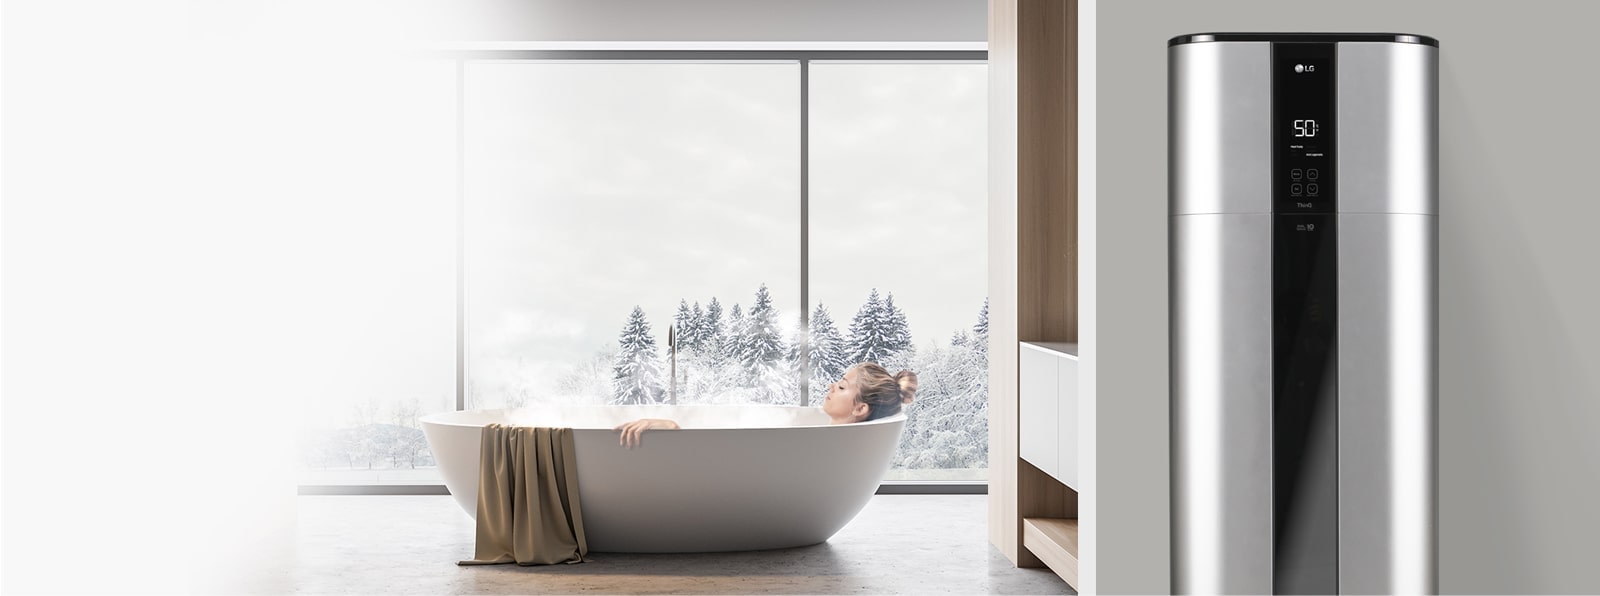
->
[1270,41,1339,596]
[1273,43,1335,213]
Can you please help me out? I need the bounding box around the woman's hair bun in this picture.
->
[894,370,919,404]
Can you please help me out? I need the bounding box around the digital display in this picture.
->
[1273,44,1334,212]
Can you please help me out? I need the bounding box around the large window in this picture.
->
[298,54,986,486]
[810,63,989,480]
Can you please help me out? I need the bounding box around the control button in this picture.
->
[1291,183,1303,196]
[1291,168,1304,180]
[1307,183,1319,196]
[1307,169,1319,180]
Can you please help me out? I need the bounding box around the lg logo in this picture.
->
[1294,63,1317,73]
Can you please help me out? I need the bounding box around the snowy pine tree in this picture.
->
[611,306,665,405]
[672,299,694,355]
[807,304,850,392]
[882,292,913,356]
[693,302,750,401]
[741,285,789,395]
[720,303,746,368]
[702,298,724,356]
[847,289,900,365]
[686,301,706,353]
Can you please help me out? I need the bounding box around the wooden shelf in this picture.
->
[1022,517,1080,590]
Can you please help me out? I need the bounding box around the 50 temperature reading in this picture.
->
[1293,119,1320,138]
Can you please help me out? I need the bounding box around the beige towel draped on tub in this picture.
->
[458,424,589,566]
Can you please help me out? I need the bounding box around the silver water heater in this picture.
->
[1169,33,1438,594]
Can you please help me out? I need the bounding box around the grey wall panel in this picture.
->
[1338,43,1439,215]
[1337,213,1439,594]
[1170,213,1273,594]
[1170,42,1272,215]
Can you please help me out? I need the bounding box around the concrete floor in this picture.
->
[272,494,1073,594]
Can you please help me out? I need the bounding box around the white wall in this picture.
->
[1087,1,1600,593]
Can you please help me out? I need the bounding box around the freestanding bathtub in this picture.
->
[420,404,905,553]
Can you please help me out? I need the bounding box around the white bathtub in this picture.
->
[420,404,905,553]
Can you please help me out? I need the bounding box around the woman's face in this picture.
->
[822,368,869,424]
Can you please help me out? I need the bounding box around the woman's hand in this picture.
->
[613,418,679,448]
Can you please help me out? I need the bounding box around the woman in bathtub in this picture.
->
[614,362,918,448]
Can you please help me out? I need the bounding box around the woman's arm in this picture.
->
[613,418,679,448]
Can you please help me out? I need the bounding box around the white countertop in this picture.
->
[1020,341,1079,360]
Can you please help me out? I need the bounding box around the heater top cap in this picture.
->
[1169,32,1438,46]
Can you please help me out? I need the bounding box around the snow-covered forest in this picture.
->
[606,284,990,470]
[302,285,990,473]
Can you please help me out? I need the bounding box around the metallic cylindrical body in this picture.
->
[1169,33,1438,595]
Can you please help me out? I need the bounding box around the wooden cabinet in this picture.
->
[989,0,1078,586]
[1019,342,1078,490]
